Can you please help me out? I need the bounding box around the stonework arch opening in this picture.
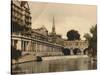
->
[62,48,71,55]
[73,48,81,55]
[83,48,89,55]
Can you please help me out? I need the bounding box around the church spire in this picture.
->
[52,16,56,34]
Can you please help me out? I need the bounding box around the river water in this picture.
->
[12,57,97,74]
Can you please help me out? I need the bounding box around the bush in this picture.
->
[11,46,22,60]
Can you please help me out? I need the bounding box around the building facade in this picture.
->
[63,40,89,55]
[11,0,64,57]
[11,0,31,33]
[11,0,89,57]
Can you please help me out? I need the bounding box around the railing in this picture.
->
[21,51,63,57]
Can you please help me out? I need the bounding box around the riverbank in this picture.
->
[42,55,88,61]
[12,54,37,64]
[12,55,89,64]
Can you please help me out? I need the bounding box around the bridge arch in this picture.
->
[62,48,71,55]
[83,48,89,55]
[73,48,81,55]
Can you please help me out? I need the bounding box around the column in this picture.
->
[44,45,46,52]
[30,41,33,52]
[40,44,41,52]
[21,40,24,51]
[13,40,18,49]
[81,49,84,55]
[11,39,14,47]
[36,42,38,53]
[50,46,52,55]
[29,41,32,52]
[52,47,53,52]
[25,41,28,51]
[32,41,34,52]
[45,45,47,56]
[16,40,21,51]
[70,48,74,55]
[38,43,40,52]
[25,41,28,52]
[23,41,26,51]
[36,42,39,56]
[33,41,36,52]
[37,43,39,52]
[50,46,52,52]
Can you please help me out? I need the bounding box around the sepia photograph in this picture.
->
[11,0,97,74]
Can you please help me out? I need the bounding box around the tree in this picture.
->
[84,33,91,41]
[11,46,22,62]
[84,25,97,57]
[67,30,80,41]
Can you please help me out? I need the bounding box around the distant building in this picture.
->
[48,16,63,45]
[32,25,48,41]
[63,39,89,55]
[34,25,48,36]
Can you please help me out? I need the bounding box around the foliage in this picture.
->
[84,25,97,57]
[83,33,91,41]
[67,30,80,40]
[11,46,22,61]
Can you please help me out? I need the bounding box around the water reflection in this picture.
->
[12,57,97,74]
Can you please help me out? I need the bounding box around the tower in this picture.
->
[48,16,57,43]
[50,16,56,43]
[52,16,56,34]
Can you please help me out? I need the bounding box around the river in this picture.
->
[12,57,97,74]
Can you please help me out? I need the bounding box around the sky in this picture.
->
[28,2,97,40]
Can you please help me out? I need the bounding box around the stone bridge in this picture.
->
[63,40,89,55]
